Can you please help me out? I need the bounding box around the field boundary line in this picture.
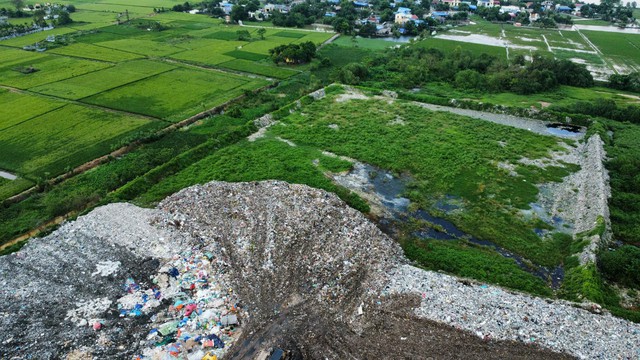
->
[0,84,167,123]
[162,58,278,81]
[0,103,67,135]
[1,81,277,208]
[574,26,618,75]
[14,61,118,90]
[75,65,177,102]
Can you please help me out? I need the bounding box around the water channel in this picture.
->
[335,162,565,288]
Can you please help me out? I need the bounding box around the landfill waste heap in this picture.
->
[1,181,638,359]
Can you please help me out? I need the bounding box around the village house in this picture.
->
[394,7,415,24]
[442,0,462,8]
[499,5,521,14]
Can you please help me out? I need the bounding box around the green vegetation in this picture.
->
[217,59,299,79]
[404,238,552,296]
[48,43,144,62]
[599,245,640,289]
[140,90,577,274]
[0,104,162,177]
[607,123,640,240]
[0,55,111,89]
[84,67,269,121]
[30,60,176,100]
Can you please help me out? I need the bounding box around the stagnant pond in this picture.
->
[335,162,564,289]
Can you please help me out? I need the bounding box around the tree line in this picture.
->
[333,46,594,95]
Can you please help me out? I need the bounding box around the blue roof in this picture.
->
[557,5,571,10]
[327,0,339,3]
[469,5,477,9]
[432,11,448,16]
[396,6,411,13]
[353,1,369,6]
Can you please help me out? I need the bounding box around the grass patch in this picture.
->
[403,238,552,296]
[135,137,368,212]
[95,38,186,57]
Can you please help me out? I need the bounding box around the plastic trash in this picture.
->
[159,321,179,336]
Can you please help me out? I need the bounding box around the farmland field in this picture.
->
[430,17,640,79]
[0,90,65,131]
[94,38,186,57]
[30,59,176,100]
[217,59,300,78]
[83,67,270,121]
[0,103,163,177]
[0,55,112,89]
[48,43,144,62]
[0,7,330,200]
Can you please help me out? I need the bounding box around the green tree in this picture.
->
[33,9,46,27]
[10,0,24,10]
[257,27,266,39]
[236,29,251,40]
[230,4,248,22]
[56,11,73,25]
[358,22,377,37]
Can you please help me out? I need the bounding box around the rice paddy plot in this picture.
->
[581,30,640,71]
[238,36,299,54]
[0,103,162,177]
[30,59,176,100]
[0,55,112,89]
[204,31,247,41]
[96,38,186,56]
[83,67,270,121]
[70,10,123,25]
[74,3,152,16]
[416,37,507,58]
[217,59,299,79]
[274,31,307,39]
[292,32,335,45]
[224,50,268,61]
[168,39,245,65]
[0,90,65,131]
[48,43,143,62]
[0,47,47,70]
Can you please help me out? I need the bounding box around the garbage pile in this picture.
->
[1,181,638,359]
[117,249,244,360]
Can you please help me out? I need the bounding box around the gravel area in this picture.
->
[386,264,640,359]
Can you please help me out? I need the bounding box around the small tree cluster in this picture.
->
[269,41,316,64]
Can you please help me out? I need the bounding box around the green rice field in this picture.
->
[0,6,326,198]
[83,67,270,120]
